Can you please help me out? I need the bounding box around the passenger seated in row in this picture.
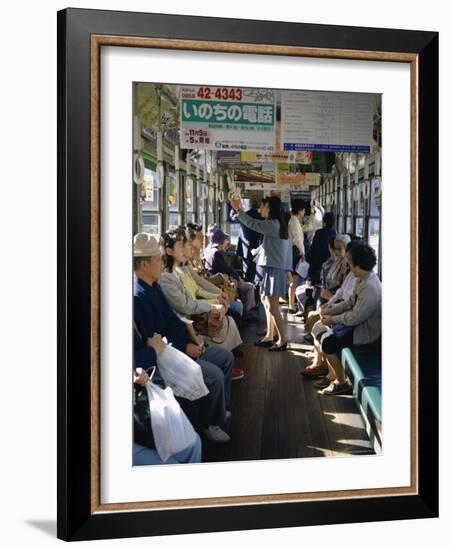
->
[304,238,357,338]
[303,242,381,396]
[158,229,245,362]
[204,227,257,317]
[295,236,337,324]
[133,233,233,444]
[133,365,202,465]
[306,211,337,285]
[184,223,245,321]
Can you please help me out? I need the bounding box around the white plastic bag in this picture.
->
[295,259,310,279]
[155,343,209,401]
[145,381,197,463]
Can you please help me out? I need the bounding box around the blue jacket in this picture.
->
[236,210,292,271]
[306,227,337,283]
[231,207,263,257]
[133,277,190,369]
[203,244,240,281]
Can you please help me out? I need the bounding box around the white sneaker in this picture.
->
[204,425,231,443]
[226,410,231,420]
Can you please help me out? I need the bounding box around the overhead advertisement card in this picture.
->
[240,150,312,164]
[276,172,321,187]
[180,86,276,152]
[281,90,375,153]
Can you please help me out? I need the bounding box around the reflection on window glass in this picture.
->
[142,168,158,210]
[346,216,353,234]
[368,218,380,273]
[339,189,344,215]
[338,216,345,233]
[168,173,178,211]
[346,191,353,215]
[229,223,240,247]
[355,217,364,237]
[186,177,194,212]
[370,178,381,216]
[142,213,160,235]
[199,183,207,215]
[168,212,180,229]
[356,196,365,216]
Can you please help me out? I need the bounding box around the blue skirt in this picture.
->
[261,266,288,297]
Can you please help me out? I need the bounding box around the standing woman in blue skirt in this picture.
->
[231,195,292,351]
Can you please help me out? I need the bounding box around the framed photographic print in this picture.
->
[57,8,438,541]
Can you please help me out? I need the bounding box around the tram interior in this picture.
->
[133,83,382,465]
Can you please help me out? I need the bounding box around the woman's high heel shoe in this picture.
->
[268,342,288,352]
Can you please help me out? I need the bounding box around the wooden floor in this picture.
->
[203,302,375,462]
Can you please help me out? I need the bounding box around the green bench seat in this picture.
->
[341,345,382,428]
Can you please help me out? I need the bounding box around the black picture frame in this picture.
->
[57,8,438,541]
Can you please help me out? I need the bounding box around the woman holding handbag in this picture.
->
[158,229,244,377]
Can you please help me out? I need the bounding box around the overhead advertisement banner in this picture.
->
[180,86,276,152]
[241,150,312,164]
[276,172,321,187]
[281,90,375,153]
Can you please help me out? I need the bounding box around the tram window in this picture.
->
[370,178,381,216]
[141,168,160,234]
[347,197,353,215]
[168,172,179,211]
[186,176,194,213]
[229,222,240,246]
[339,189,344,215]
[356,195,365,217]
[142,212,160,236]
[168,212,181,229]
[186,212,195,224]
[142,168,158,210]
[368,218,380,271]
[355,217,365,237]
[346,216,353,234]
[338,215,345,233]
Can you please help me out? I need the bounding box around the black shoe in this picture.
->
[303,333,314,344]
[254,339,274,347]
[268,342,288,352]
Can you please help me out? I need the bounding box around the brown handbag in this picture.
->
[191,311,224,338]
[216,277,238,301]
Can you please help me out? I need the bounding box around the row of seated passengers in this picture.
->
[295,235,381,395]
[133,223,259,466]
[133,225,381,465]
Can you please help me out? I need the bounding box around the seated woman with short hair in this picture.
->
[301,242,381,396]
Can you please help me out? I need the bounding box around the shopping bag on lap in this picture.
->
[155,343,209,401]
[145,381,197,463]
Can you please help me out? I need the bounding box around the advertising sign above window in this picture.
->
[180,86,276,152]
